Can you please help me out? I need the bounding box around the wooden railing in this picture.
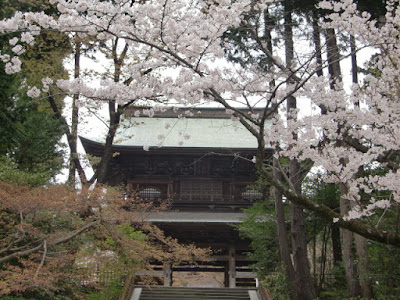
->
[79,267,126,287]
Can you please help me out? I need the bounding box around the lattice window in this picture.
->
[180,180,222,201]
[138,187,161,200]
[242,189,263,201]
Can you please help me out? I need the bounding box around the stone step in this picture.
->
[132,286,259,300]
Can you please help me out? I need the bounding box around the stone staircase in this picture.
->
[130,286,260,300]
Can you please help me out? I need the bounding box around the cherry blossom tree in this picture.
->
[1,0,400,247]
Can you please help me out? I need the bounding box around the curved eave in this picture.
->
[137,211,247,223]
[80,136,268,156]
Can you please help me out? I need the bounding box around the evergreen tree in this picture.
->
[0,0,70,181]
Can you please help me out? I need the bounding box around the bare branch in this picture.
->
[0,220,99,264]
[34,239,47,280]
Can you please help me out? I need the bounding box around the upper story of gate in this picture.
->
[81,106,273,211]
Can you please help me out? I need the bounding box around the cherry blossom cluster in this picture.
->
[271,0,400,220]
[0,0,252,100]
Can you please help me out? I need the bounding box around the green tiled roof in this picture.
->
[85,115,269,149]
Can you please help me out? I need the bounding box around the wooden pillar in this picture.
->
[224,262,229,287]
[228,245,236,288]
[164,263,172,287]
[167,181,173,198]
[229,182,235,201]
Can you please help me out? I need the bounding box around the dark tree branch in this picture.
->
[0,220,99,264]
[259,165,400,247]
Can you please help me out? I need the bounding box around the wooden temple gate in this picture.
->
[81,107,271,288]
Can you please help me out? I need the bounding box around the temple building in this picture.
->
[81,106,272,289]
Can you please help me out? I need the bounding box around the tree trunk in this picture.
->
[48,94,86,184]
[349,33,374,299]
[285,5,315,298]
[312,10,329,115]
[95,39,129,183]
[325,28,342,88]
[318,225,330,292]
[263,9,298,298]
[68,38,80,183]
[326,27,363,298]
[289,156,316,300]
[96,103,121,183]
[66,37,87,184]
[354,233,373,299]
[312,10,324,78]
[263,8,274,70]
[315,14,343,269]
[350,34,358,85]
[340,183,361,297]
[331,223,342,265]
[273,158,297,300]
